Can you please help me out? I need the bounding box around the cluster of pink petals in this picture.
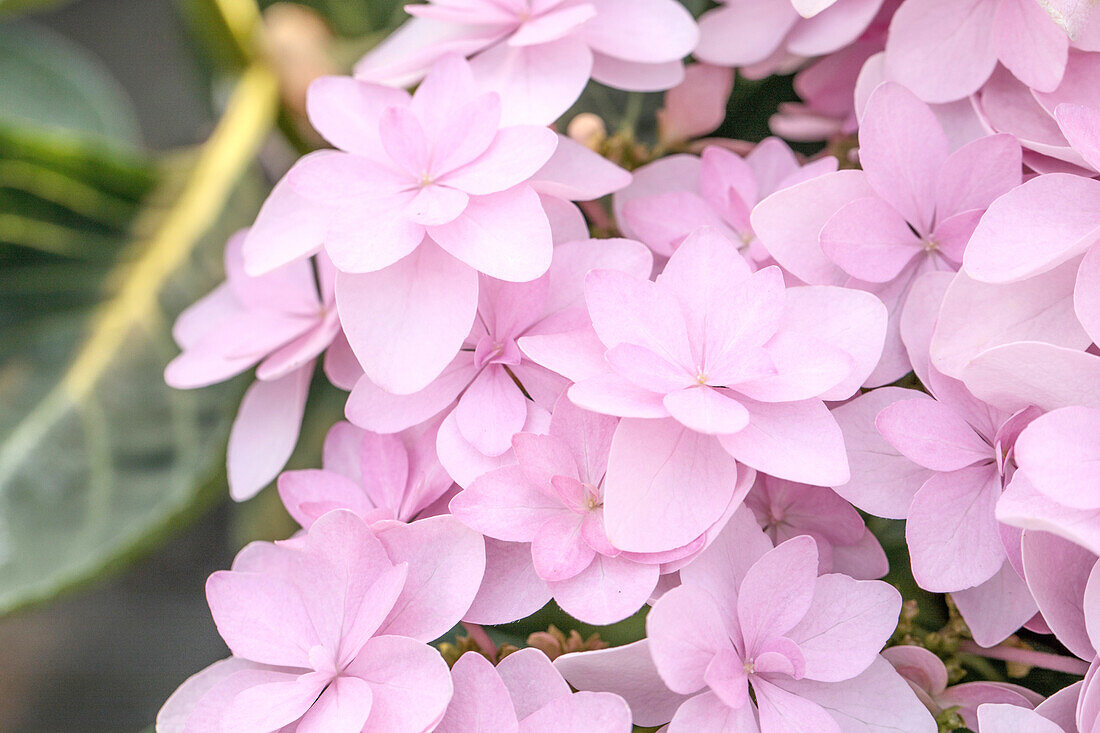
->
[159,0,1100,729]
[355,0,699,125]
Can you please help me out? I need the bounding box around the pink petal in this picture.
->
[789,573,901,682]
[718,398,850,487]
[1076,243,1100,344]
[517,690,632,732]
[668,689,760,733]
[452,462,562,542]
[543,238,653,316]
[663,387,751,435]
[820,196,921,282]
[336,243,478,395]
[157,657,257,733]
[435,652,520,733]
[831,387,937,519]
[509,4,596,46]
[496,647,571,719]
[754,677,841,733]
[738,536,818,652]
[554,641,691,727]
[993,0,1069,93]
[784,0,883,57]
[346,635,454,733]
[520,326,611,384]
[934,133,1023,221]
[277,469,377,528]
[375,516,486,641]
[931,261,1088,380]
[963,173,1100,283]
[875,398,991,472]
[1015,406,1100,509]
[951,562,1038,647]
[976,704,1065,733]
[621,191,732,258]
[604,343,694,394]
[883,0,998,103]
[998,470,1100,557]
[227,365,312,501]
[658,63,735,143]
[568,374,669,418]
[961,342,1100,414]
[1056,103,1100,172]
[695,1,799,67]
[220,670,330,732]
[346,352,478,434]
[604,418,740,552]
[443,126,559,196]
[647,584,733,694]
[404,185,470,226]
[1020,529,1097,659]
[470,37,592,127]
[589,54,685,92]
[582,0,698,63]
[750,170,870,286]
[429,186,553,282]
[773,657,936,732]
[306,76,410,158]
[906,465,1005,592]
[585,267,692,362]
[531,512,595,581]
[455,365,529,456]
[532,135,634,202]
[242,171,329,276]
[550,553,660,625]
[857,82,949,233]
[463,537,553,624]
[779,285,888,401]
[735,332,853,403]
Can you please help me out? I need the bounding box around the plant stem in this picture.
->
[958,640,1091,676]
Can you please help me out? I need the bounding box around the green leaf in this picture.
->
[0,64,280,615]
[0,0,77,18]
[0,22,142,145]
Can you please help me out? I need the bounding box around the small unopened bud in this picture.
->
[526,625,608,661]
[262,3,339,117]
[567,113,607,151]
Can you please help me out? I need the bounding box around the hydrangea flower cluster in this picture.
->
[160,0,1100,730]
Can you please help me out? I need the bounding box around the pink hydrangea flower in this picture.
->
[243,54,629,396]
[745,474,888,579]
[345,236,652,486]
[354,0,700,125]
[656,62,736,147]
[554,510,932,732]
[1039,0,1100,39]
[278,419,455,527]
[754,82,1022,385]
[883,645,1043,730]
[883,0,1100,103]
[695,0,885,78]
[155,510,485,733]
[165,229,347,500]
[614,138,838,263]
[451,397,754,624]
[521,226,885,551]
[435,649,631,732]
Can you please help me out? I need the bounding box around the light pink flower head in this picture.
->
[884,0,1100,104]
[521,227,885,552]
[451,396,754,624]
[278,418,455,527]
[554,510,932,732]
[165,229,344,501]
[695,0,885,78]
[355,0,700,126]
[156,509,486,733]
[615,138,838,263]
[754,82,1022,384]
[435,648,631,732]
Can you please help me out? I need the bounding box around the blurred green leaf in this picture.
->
[0,64,280,615]
[0,23,143,145]
[0,0,77,18]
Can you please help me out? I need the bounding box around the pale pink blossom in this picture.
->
[452,397,754,624]
[753,82,1022,385]
[165,230,345,501]
[555,510,931,732]
[243,54,629,396]
[355,0,700,125]
[695,0,886,79]
[656,62,735,146]
[435,649,631,732]
[521,227,886,551]
[615,138,837,263]
[156,510,485,732]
